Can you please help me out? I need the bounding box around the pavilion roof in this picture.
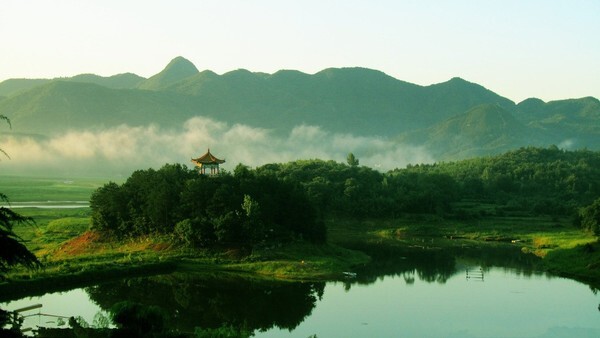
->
[191,149,225,165]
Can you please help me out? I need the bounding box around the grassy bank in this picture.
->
[542,241,600,284]
[4,187,599,293]
[327,215,600,284]
[3,206,369,296]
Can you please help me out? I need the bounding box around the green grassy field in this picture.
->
[11,207,91,255]
[0,175,118,202]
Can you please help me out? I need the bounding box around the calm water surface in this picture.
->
[2,247,599,337]
[257,266,600,338]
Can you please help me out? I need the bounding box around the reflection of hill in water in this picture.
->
[344,243,544,287]
[85,272,324,333]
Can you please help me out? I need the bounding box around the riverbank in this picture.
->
[327,215,600,286]
[0,237,370,302]
[5,206,599,298]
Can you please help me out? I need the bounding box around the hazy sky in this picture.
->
[1,0,599,102]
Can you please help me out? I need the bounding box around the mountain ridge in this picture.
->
[1,57,598,161]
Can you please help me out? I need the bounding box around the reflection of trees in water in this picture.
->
[342,241,544,288]
[85,272,324,334]
[345,242,457,286]
[449,245,543,277]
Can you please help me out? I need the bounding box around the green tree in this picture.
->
[579,198,600,235]
[242,194,264,243]
[90,182,127,236]
[346,152,359,167]
[0,195,40,275]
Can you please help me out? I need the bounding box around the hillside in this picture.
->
[0,81,199,133]
[0,78,53,97]
[400,104,551,160]
[0,73,146,98]
[164,67,515,135]
[1,56,599,161]
[516,97,600,149]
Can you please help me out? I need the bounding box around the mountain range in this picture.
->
[1,56,598,161]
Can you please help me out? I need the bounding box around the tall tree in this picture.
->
[0,194,40,275]
[579,198,600,235]
[346,153,359,167]
[0,115,40,277]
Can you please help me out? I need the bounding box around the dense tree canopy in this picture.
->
[395,146,600,216]
[90,164,325,246]
[91,147,600,246]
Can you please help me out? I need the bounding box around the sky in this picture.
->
[1,0,599,103]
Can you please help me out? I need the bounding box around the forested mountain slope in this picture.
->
[1,56,598,160]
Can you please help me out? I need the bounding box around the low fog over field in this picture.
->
[1,116,433,177]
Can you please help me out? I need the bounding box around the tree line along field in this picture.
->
[3,146,600,284]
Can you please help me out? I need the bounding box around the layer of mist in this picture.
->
[0,116,434,178]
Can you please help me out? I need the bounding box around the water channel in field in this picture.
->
[2,245,599,337]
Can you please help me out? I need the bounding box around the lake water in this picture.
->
[2,246,599,337]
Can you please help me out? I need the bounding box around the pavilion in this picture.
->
[191,149,225,175]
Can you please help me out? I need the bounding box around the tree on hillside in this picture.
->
[346,153,359,167]
[579,198,600,235]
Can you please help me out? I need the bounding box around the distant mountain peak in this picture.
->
[164,56,198,73]
[138,56,199,91]
[449,76,467,82]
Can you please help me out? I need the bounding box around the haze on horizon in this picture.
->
[0,116,435,177]
[1,0,599,103]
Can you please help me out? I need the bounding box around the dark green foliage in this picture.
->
[394,146,600,216]
[89,182,128,235]
[0,308,25,337]
[0,205,40,273]
[346,153,359,167]
[91,147,600,246]
[90,164,325,246]
[257,147,600,220]
[194,325,251,338]
[254,159,459,219]
[578,198,600,235]
[110,301,180,338]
